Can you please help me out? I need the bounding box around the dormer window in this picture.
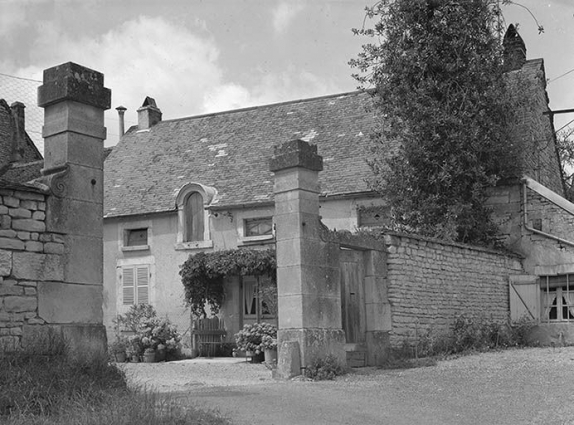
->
[175,182,217,250]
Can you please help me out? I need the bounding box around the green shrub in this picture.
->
[304,354,347,381]
[115,304,182,358]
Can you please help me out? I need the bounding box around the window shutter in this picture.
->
[136,266,149,304]
[509,275,540,321]
[122,267,135,305]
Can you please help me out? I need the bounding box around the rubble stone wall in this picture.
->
[0,185,64,350]
[384,233,524,347]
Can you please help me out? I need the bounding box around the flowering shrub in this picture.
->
[234,322,277,354]
[115,304,181,357]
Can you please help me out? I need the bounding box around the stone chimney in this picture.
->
[116,105,127,136]
[10,101,25,162]
[137,96,161,130]
[503,24,526,72]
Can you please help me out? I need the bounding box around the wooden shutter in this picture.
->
[509,275,540,321]
[185,192,204,242]
[122,266,135,305]
[136,266,149,304]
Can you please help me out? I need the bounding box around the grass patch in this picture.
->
[304,354,348,381]
[0,333,230,425]
[379,314,537,370]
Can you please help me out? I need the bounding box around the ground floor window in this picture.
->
[541,274,574,322]
[122,265,150,305]
[242,275,276,321]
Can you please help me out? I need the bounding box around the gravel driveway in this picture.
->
[120,347,574,425]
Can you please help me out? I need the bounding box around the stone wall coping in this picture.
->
[382,231,525,259]
[524,175,574,216]
[0,180,50,194]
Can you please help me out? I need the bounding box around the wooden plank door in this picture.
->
[340,249,366,344]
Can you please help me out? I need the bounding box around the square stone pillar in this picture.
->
[270,139,345,377]
[32,62,111,360]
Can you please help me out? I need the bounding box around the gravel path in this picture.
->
[120,347,574,425]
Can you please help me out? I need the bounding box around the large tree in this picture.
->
[350,0,524,245]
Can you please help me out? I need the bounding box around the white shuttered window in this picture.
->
[122,265,150,305]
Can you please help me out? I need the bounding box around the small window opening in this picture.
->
[126,228,148,246]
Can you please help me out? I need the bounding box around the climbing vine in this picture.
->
[179,248,276,318]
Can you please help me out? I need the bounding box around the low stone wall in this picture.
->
[384,233,524,347]
[0,184,64,350]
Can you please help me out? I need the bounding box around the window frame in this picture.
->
[541,274,574,323]
[242,275,275,321]
[175,182,217,250]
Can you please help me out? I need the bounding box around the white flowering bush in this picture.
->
[234,322,277,354]
[115,304,181,357]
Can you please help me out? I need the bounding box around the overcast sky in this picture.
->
[0,0,572,150]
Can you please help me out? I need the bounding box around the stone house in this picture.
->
[100,27,574,352]
[3,28,574,363]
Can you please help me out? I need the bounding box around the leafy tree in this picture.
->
[350,0,525,245]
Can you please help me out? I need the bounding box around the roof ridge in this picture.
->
[160,89,367,124]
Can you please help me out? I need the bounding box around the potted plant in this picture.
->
[109,338,128,363]
[234,322,277,363]
[143,347,156,363]
[261,334,278,365]
[156,343,166,362]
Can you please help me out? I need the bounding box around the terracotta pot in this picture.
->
[247,351,264,363]
[114,352,127,363]
[143,352,156,363]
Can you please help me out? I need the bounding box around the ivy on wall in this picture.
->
[180,248,276,318]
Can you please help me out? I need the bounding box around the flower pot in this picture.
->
[143,352,156,363]
[246,351,264,363]
[130,355,140,363]
[264,349,277,365]
[114,352,127,363]
[156,348,166,362]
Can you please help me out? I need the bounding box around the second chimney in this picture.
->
[10,101,25,162]
[116,105,127,137]
[137,97,162,130]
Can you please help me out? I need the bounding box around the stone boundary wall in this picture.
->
[0,185,65,350]
[384,233,524,347]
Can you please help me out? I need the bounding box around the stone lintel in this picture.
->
[270,139,323,172]
[38,62,111,110]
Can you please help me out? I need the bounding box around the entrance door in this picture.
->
[340,249,366,343]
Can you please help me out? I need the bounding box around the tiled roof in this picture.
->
[103,91,378,218]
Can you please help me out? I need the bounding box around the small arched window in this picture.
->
[184,192,204,242]
[175,182,217,248]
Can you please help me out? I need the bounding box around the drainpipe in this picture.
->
[116,106,127,137]
[522,180,574,248]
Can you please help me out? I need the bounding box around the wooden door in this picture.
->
[340,249,366,343]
